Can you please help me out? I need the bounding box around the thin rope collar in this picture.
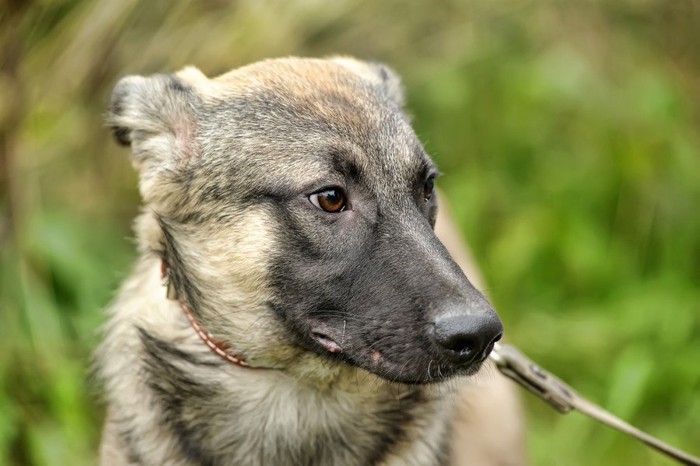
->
[161,260,252,368]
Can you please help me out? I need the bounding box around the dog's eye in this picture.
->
[309,188,347,213]
[423,177,435,202]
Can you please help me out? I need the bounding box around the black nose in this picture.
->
[433,307,504,365]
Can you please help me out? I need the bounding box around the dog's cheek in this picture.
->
[267,235,363,322]
[171,207,305,358]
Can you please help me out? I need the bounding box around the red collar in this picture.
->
[161,260,252,368]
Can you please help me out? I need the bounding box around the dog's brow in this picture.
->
[330,150,363,183]
[244,183,302,204]
[417,151,438,179]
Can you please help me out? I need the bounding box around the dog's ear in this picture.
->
[331,57,405,108]
[107,71,198,174]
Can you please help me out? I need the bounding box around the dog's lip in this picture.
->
[308,336,484,384]
[356,338,487,384]
[307,334,484,383]
[363,357,485,385]
[311,330,343,353]
[305,323,485,383]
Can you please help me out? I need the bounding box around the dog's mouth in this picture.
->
[307,323,489,385]
[311,330,343,354]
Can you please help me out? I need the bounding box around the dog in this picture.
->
[98,57,524,466]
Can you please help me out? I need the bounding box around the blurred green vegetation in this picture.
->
[1,1,699,465]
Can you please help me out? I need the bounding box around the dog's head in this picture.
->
[108,57,502,384]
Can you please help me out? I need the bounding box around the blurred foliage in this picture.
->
[1,0,699,465]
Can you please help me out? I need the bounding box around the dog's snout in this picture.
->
[433,305,503,365]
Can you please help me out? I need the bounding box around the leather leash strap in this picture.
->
[490,343,700,465]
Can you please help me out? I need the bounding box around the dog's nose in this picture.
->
[433,305,503,365]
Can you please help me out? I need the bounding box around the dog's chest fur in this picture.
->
[99,257,454,466]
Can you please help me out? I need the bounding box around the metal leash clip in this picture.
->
[490,342,700,466]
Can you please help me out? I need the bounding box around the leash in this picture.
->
[490,342,700,465]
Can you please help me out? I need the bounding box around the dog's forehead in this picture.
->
[208,58,386,109]
[192,58,433,189]
[213,58,362,94]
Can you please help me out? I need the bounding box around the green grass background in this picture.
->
[1,1,698,465]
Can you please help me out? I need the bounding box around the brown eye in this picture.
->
[423,177,435,202]
[309,188,347,213]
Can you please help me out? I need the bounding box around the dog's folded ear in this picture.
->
[107,73,197,173]
[330,57,405,108]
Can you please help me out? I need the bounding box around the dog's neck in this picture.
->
[161,259,253,369]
